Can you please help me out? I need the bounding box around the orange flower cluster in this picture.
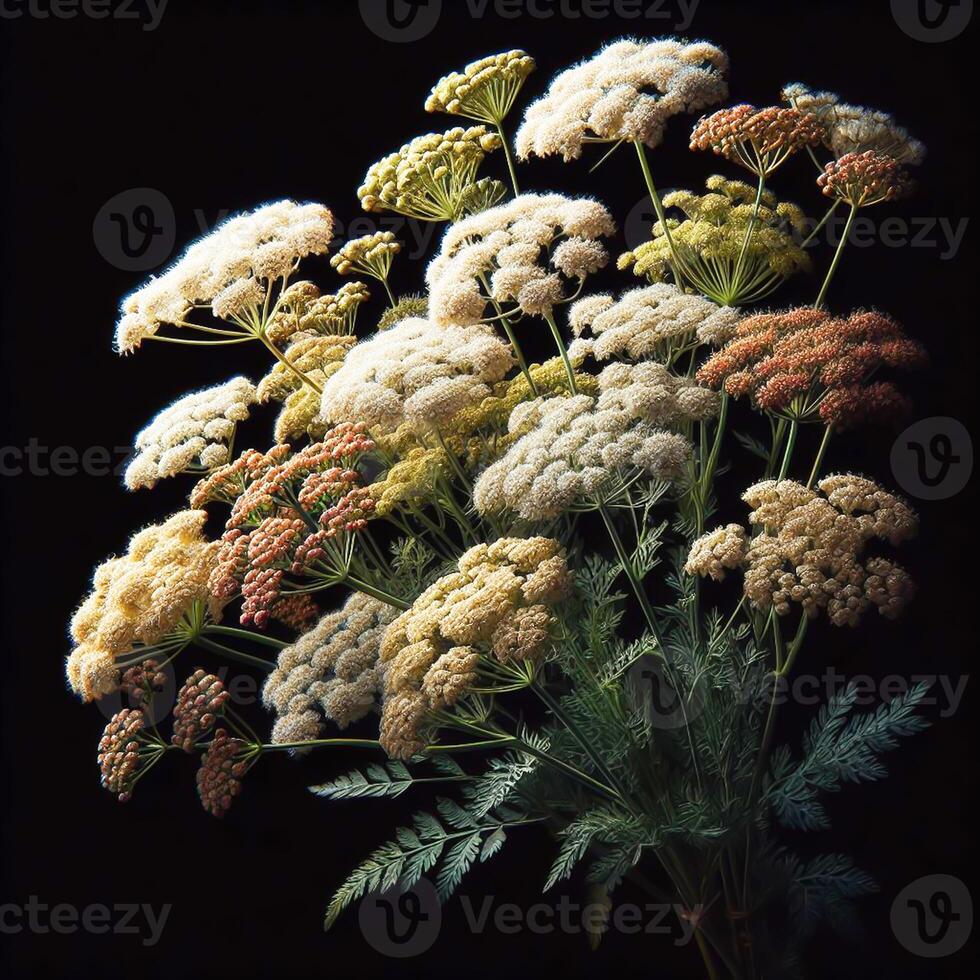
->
[697,308,926,429]
[206,425,378,627]
[817,150,912,208]
[196,728,250,818]
[690,104,825,175]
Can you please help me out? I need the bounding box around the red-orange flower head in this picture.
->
[690,104,826,176]
[817,150,912,208]
[697,308,927,429]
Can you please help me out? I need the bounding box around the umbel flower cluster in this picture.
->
[67,38,936,979]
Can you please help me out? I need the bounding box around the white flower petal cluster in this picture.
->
[124,377,256,490]
[115,200,334,352]
[568,283,741,362]
[426,193,615,327]
[262,593,400,748]
[319,316,514,434]
[474,362,719,520]
[515,38,729,161]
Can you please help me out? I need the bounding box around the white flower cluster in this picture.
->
[115,200,334,352]
[515,38,729,162]
[782,83,925,164]
[426,193,615,327]
[319,316,514,435]
[567,284,741,362]
[124,376,256,490]
[262,592,400,748]
[474,362,718,520]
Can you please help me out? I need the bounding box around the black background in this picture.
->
[1,0,977,977]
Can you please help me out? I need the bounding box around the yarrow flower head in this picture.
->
[196,728,251,818]
[115,201,334,352]
[567,283,741,364]
[617,177,811,306]
[474,362,717,521]
[124,376,257,490]
[319,317,514,435]
[516,38,728,161]
[206,429,378,627]
[379,537,573,758]
[265,280,370,345]
[425,50,536,124]
[687,476,918,626]
[782,83,925,164]
[67,511,223,702]
[426,193,615,327]
[690,104,825,176]
[172,670,230,752]
[262,592,400,750]
[817,151,913,208]
[98,709,150,802]
[696,307,927,429]
[330,232,402,285]
[357,126,502,222]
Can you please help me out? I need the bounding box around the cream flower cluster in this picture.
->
[426,193,615,326]
[515,38,728,161]
[379,537,573,758]
[115,201,334,352]
[474,363,718,521]
[67,511,222,701]
[686,476,918,626]
[567,283,741,363]
[781,83,925,164]
[319,316,513,435]
[124,377,257,490]
[262,593,400,748]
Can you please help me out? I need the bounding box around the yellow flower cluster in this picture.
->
[365,446,452,518]
[619,176,810,305]
[265,281,370,346]
[330,232,402,281]
[378,537,573,758]
[687,476,918,626]
[620,176,810,283]
[67,511,222,701]
[357,126,502,222]
[257,334,357,442]
[425,50,536,124]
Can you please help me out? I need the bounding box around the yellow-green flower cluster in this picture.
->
[357,126,502,222]
[378,537,573,758]
[619,176,810,305]
[330,232,402,282]
[256,334,357,442]
[266,280,370,345]
[366,446,452,518]
[425,50,536,124]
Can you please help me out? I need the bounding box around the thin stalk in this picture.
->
[496,121,520,196]
[544,311,578,394]
[815,203,857,308]
[194,635,275,671]
[634,139,687,289]
[807,426,833,488]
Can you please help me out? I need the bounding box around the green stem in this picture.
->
[194,635,275,671]
[815,203,857,308]
[777,419,799,479]
[496,121,520,196]
[634,140,687,289]
[544,311,578,394]
[206,625,287,650]
[807,426,833,489]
